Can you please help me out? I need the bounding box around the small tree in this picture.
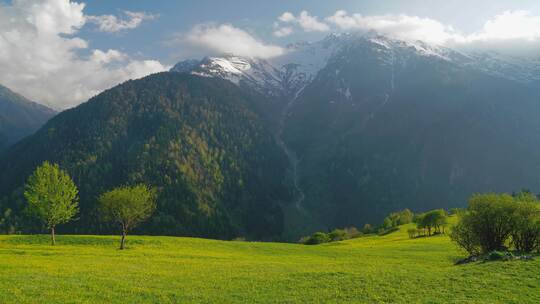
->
[99,184,156,249]
[304,232,330,245]
[24,161,79,245]
[362,223,373,234]
[328,228,347,242]
[407,228,418,239]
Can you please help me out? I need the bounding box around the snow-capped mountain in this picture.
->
[170,34,348,99]
[465,51,540,83]
[171,33,540,100]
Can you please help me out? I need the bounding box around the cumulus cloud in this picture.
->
[468,10,540,41]
[326,10,459,44]
[325,10,540,56]
[0,0,166,109]
[87,10,158,33]
[276,11,330,33]
[273,26,293,38]
[182,23,285,58]
[452,10,540,56]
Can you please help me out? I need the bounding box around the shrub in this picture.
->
[451,192,540,256]
[511,201,540,253]
[450,215,481,256]
[382,209,414,230]
[304,232,330,245]
[362,223,374,234]
[467,193,517,252]
[344,227,363,239]
[407,228,418,239]
[298,236,310,244]
[328,229,347,242]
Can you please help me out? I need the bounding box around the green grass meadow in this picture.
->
[1,224,539,303]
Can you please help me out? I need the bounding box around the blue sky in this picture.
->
[79,0,540,64]
[2,0,540,109]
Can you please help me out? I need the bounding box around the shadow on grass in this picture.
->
[2,235,161,247]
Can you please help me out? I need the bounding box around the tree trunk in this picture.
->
[120,228,127,250]
[51,226,56,246]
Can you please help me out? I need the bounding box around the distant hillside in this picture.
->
[0,74,291,239]
[0,84,56,150]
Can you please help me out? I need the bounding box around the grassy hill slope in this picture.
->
[0,225,538,303]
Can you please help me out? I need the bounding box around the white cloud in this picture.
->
[90,49,127,63]
[87,10,158,33]
[277,11,330,33]
[324,9,540,56]
[183,23,285,58]
[469,10,540,41]
[326,10,459,45]
[0,0,167,109]
[278,12,296,23]
[273,26,293,37]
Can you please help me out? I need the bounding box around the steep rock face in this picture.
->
[0,73,291,239]
[0,84,56,149]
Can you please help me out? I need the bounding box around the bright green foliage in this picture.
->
[328,229,347,242]
[362,223,374,234]
[23,161,78,245]
[382,209,414,230]
[407,228,418,238]
[415,209,448,236]
[303,226,363,244]
[99,185,156,249]
[1,221,540,303]
[450,192,540,255]
[511,197,540,253]
[303,232,331,245]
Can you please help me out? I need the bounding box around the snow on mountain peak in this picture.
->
[171,32,540,99]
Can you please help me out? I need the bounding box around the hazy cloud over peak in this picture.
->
[182,23,285,59]
[274,9,540,57]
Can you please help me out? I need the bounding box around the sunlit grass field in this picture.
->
[1,224,539,303]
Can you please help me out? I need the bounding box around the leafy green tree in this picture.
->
[450,193,516,254]
[382,209,414,230]
[430,209,448,234]
[450,214,481,256]
[24,161,79,245]
[99,184,157,249]
[416,209,447,236]
[407,228,418,239]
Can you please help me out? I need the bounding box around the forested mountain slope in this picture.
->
[0,73,291,239]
